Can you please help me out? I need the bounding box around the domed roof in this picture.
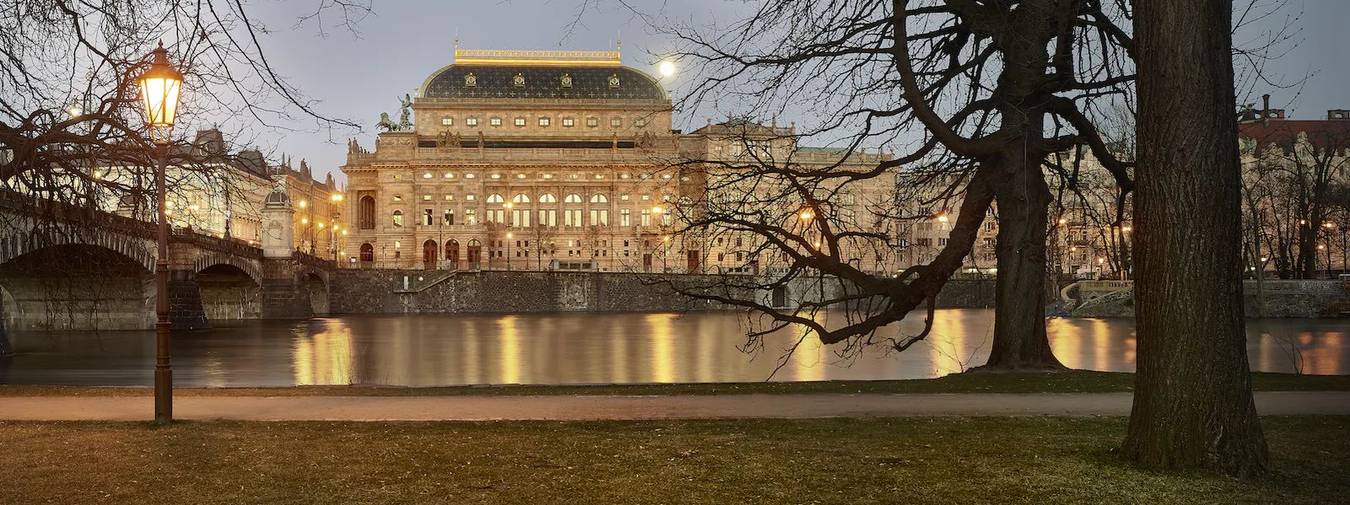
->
[419,49,667,101]
[264,188,290,206]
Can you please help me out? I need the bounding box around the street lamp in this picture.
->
[138,42,183,425]
[506,232,514,271]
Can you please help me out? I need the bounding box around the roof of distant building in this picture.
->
[419,49,666,101]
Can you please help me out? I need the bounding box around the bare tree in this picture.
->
[652,0,1135,370]
[1125,0,1268,479]
[1240,122,1350,278]
[0,0,365,208]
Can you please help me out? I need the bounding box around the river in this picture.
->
[1,310,1345,386]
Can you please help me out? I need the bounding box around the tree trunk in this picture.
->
[1124,0,1268,478]
[981,156,1064,370]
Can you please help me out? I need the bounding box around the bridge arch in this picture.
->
[192,254,263,285]
[0,241,155,331]
[0,230,155,273]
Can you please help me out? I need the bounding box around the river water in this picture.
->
[0,310,1345,386]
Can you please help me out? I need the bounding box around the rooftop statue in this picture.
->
[398,94,413,129]
[376,112,399,132]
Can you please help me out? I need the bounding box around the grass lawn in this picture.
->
[0,416,1345,504]
[2,371,1347,397]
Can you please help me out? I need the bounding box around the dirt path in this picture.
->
[1,391,1347,421]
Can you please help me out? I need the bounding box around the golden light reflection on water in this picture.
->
[292,320,354,385]
[13,311,1344,388]
[645,313,677,383]
[264,311,1349,386]
[497,316,522,384]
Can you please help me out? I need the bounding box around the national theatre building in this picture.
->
[340,48,896,274]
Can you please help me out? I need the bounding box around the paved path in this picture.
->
[0,392,1347,421]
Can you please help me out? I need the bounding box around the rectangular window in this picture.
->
[514,117,526,127]
[586,117,599,128]
[511,209,531,227]
[441,117,454,126]
[538,209,556,227]
[490,117,502,127]
[634,118,646,127]
[538,117,551,127]
[465,209,477,225]
[610,118,622,128]
[620,209,631,227]
[564,209,583,227]
[640,209,651,227]
[562,117,575,127]
[466,117,479,127]
[444,210,455,225]
[589,209,608,226]
[423,209,433,226]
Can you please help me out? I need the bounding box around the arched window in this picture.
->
[564,194,583,204]
[486,194,505,204]
[589,194,608,204]
[422,240,439,268]
[512,193,531,204]
[392,210,404,227]
[538,193,558,204]
[445,239,460,263]
[358,196,376,229]
[359,243,374,262]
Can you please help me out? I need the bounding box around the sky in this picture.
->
[240,0,1350,184]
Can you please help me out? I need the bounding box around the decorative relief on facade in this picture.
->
[607,74,620,88]
[513,73,525,87]
[465,72,476,87]
[560,73,572,88]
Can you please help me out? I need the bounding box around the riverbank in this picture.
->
[2,371,1347,397]
[1,417,1346,504]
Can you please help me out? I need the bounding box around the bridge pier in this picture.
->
[168,269,209,330]
[260,258,322,319]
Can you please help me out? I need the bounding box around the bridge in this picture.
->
[0,192,334,332]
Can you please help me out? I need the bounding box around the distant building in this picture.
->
[340,48,893,273]
[90,129,342,254]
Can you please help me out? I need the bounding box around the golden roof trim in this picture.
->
[454,48,622,67]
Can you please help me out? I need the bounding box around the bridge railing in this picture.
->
[0,190,263,258]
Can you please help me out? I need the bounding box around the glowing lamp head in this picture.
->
[331,193,344,202]
[658,60,676,78]
[937,214,949,223]
[798,209,815,222]
[137,43,183,145]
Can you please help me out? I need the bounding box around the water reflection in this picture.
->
[0,310,1345,386]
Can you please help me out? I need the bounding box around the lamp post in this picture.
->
[506,232,514,271]
[138,42,183,425]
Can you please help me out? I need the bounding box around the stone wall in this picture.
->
[330,269,995,315]
[1070,280,1350,318]
[330,269,742,314]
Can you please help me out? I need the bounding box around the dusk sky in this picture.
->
[244,0,1349,184]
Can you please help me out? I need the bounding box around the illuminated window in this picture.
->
[490,117,502,127]
[562,117,575,127]
[441,117,454,126]
[514,117,526,127]
[586,117,599,128]
[538,117,551,127]
[466,117,479,127]
[610,117,622,128]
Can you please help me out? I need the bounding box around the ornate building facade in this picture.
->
[340,48,896,273]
